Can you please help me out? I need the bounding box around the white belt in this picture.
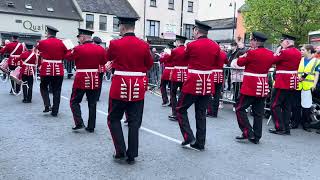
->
[174,66,188,70]
[24,63,36,67]
[165,67,174,70]
[188,69,213,75]
[10,55,20,58]
[243,72,268,77]
[76,69,99,73]
[212,69,223,73]
[276,70,298,74]
[42,59,62,63]
[114,70,146,76]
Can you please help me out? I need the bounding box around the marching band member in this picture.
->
[1,33,25,94]
[92,36,106,101]
[159,43,175,106]
[66,29,107,133]
[168,35,188,121]
[17,44,37,103]
[37,25,68,116]
[106,16,153,164]
[207,50,228,118]
[269,34,301,135]
[177,20,220,151]
[232,32,274,144]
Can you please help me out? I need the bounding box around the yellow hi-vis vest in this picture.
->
[297,57,320,90]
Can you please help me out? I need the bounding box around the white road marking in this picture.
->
[61,95,183,145]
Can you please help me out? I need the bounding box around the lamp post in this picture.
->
[229,0,236,41]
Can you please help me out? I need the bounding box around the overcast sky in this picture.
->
[198,0,245,20]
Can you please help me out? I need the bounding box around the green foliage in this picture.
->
[243,0,320,45]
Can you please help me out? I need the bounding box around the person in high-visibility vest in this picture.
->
[295,44,320,131]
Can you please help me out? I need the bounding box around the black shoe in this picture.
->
[181,139,195,146]
[126,157,135,165]
[72,124,85,130]
[269,128,286,135]
[9,90,13,95]
[85,127,94,133]
[51,112,58,117]
[190,143,205,151]
[248,138,259,144]
[284,131,291,135]
[168,115,177,121]
[235,135,247,140]
[22,99,27,103]
[113,153,126,160]
[303,127,312,132]
[43,106,51,113]
[206,114,217,118]
[168,103,172,107]
[161,102,169,107]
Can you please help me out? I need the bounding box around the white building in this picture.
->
[198,0,245,21]
[128,0,199,46]
[75,0,138,47]
[0,0,82,45]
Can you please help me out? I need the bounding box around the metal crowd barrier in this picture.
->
[147,65,275,112]
[147,62,162,89]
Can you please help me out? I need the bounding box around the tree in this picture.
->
[243,0,320,45]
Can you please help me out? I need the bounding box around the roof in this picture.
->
[0,0,82,21]
[76,0,139,18]
[202,18,236,30]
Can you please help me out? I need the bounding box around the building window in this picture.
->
[150,0,156,7]
[146,20,160,37]
[183,24,194,39]
[168,0,174,9]
[86,14,94,30]
[99,15,107,31]
[187,1,193,12]
[113,17,119,32]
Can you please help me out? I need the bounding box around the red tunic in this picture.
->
[65,41,108,90]
[212,51,228,84]
[237,47,274,97]
[160,53,174,81]
[18,51,37,76]
[106,33,153,101]
[171,45,188,82]
[273,47,301,90]
[182,36,220,95]
[37,37,68,77]
[0,41,25,67]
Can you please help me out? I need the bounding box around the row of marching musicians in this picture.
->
[159,24,317,145]
[0,15,153,165]
[0,14,315,165]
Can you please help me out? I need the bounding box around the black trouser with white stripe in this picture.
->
[170,81,183,116]
[22,75,33,101]
[70,88,98,129]
[108,99,144,158]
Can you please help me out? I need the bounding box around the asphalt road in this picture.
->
[0,79,320,180]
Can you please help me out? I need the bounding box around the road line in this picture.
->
[60,95,182,145]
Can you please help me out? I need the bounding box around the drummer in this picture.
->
[17,44,37,103]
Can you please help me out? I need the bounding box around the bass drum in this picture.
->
[0,58,9,83]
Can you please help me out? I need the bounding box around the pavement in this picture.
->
[0,79,320,180]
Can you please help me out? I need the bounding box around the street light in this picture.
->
[229,0,236,41]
